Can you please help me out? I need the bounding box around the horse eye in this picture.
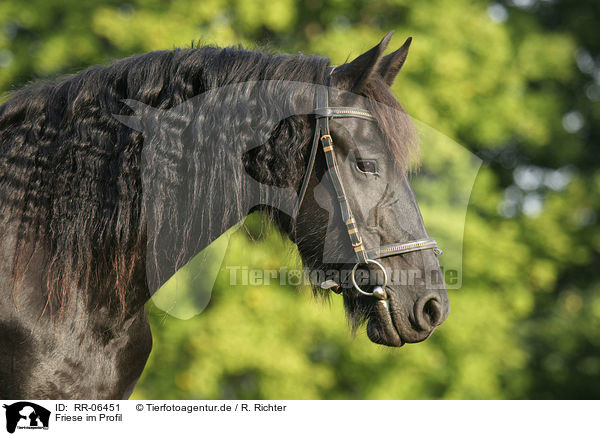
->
[355,159,378,174]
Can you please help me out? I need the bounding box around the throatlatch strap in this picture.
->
[313,107,375,121]
[293,115,321,218]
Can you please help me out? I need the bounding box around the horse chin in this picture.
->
[366,299,404,347]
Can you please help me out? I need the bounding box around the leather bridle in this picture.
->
[293,67,441,300]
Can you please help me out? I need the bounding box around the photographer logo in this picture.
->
[2,402,50,433]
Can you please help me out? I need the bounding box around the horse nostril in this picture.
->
[424,298,442,326]
[415,294,443,331]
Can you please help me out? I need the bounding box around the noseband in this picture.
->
[294,67,442,300]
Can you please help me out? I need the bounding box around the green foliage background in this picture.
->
[1,0,598,399]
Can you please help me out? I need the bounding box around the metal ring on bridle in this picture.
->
[351,259,388,297]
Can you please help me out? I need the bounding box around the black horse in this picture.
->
[0,32,449,399]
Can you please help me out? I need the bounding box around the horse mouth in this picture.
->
[366,299,404,347]
[365,289,446,347]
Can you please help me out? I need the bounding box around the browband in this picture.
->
[313,107,376,121]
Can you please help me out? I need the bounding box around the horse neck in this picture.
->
[141,135,305,296]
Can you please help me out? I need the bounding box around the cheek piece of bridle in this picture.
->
[293,67,442,301]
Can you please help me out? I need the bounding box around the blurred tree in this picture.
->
[0,0,597,399]
[492,0,600,399]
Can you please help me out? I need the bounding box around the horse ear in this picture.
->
[377,37,412,86]
[334,31,394,92]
